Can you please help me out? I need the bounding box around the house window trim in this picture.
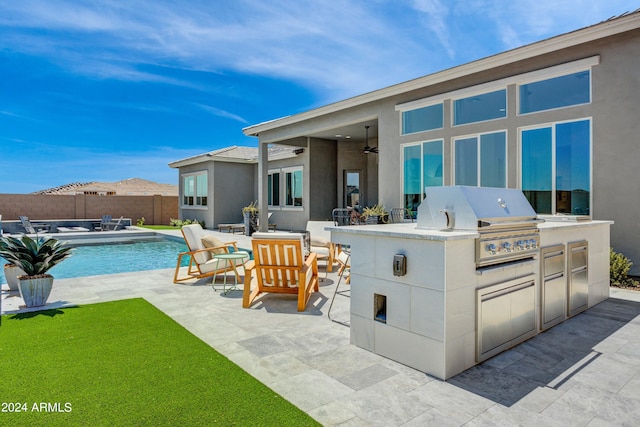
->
[400,139,444,211]
[267,168,281,210]
[181,170,208,209]
[452,88,508,127]
[517,69,592,116]
[395,55,599,112]
[452,130,508,188]
[400,102,445,135]
[280,165,304,210]
[518,117,592,215]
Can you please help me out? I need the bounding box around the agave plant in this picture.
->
[0,235,72,277]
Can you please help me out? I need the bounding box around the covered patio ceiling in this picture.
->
[304,118,378,142]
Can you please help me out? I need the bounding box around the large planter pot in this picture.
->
[4,264,26,291]
[18,274,54,307]
[243,212,258,236]
[365,215,379,225]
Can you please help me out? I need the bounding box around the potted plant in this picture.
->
[242,200,259,236]
[362,204,388,224]
[3,263,26,292]
[0,235,72,307]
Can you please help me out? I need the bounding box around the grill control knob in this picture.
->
[515,240,524,250]
[487,243,498,255]
[502,242,512,252]
[530,239,537,249]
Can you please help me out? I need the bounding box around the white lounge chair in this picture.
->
[173,224,247,284]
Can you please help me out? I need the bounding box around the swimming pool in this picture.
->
[1,238,189,283]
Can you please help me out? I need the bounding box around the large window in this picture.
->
[521,119,591,215]
[402,103,443,134]
[268,171,280,206]
[182,172,207,207]
[284,167,303,207]
[453,89,506,126]
[454,131,506,187]
[403,140,443,213]
[519,70,590,114]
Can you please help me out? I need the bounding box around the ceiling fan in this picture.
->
[362,125,378,154]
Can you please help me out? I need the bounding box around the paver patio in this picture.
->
[2,229,640,425]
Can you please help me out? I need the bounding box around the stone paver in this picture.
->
[2,230,640,426]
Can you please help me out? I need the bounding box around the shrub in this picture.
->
[136,217,145,226]
[169,218,205,228]
[610,248,638,287]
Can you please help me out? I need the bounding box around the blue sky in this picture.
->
[0,1,635,193]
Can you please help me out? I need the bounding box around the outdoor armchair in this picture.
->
[243,231,319,311]
[173,224,247,284]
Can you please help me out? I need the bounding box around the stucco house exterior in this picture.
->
[241,11,640,272]
[169,144,338,230]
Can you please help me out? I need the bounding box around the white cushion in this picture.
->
[306,220,333,247]
[182,224,209,263]
[201,235,227,255]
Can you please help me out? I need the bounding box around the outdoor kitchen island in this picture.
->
[328,188,612,380]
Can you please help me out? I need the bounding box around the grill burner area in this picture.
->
[416,186,542,267]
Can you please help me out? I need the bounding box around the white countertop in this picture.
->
[327,222,478,241]
[327,219,614,240]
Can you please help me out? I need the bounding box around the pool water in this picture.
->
[1,238,189,283]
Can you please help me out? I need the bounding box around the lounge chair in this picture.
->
[99,215,124,231]
[19,216,50,234]
[243,231,319,311]
[173,224,247,284]
[306,220,337,273]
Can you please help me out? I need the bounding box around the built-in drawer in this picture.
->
[476,274,537,362]
[568,241,589,317]
[540,245,567,331]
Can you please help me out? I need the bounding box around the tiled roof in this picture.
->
[34,178,178,196]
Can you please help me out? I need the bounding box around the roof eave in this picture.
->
[242,12,640,137]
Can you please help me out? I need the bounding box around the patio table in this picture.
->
[211,251,250,294]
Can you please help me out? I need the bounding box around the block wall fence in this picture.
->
[0,194,178,225]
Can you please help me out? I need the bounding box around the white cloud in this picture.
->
[195,104,248,124]
[0,0,634,100]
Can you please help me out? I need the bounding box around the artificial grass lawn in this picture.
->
[138,225,181,230]
[0,298,319,427]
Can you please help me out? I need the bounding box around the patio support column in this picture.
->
[258,139,268,232]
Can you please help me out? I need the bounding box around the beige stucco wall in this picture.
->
[0,193,178,225]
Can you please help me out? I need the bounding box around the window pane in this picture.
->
[268,175,273,205]
[403,145,421,212]
[423,141,443,187]
[480,132,506,188]
[196,174,207,206]
[522,127,552,213]
[293,170,303,206]
[272,173,280,205]
[556,120,590,215]
[454,89,506,125]
[402,104,443,134]
[286,173,293,206]
[183,176,194,206]
[520,71,590,114]
[285,170,302,206]
[455,137,477,186]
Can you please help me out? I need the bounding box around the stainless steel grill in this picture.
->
[416,186,543,267]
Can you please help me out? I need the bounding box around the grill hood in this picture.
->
[417,186,540,231]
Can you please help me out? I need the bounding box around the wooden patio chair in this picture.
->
[243,232,319,311]
[173,224,246,284]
